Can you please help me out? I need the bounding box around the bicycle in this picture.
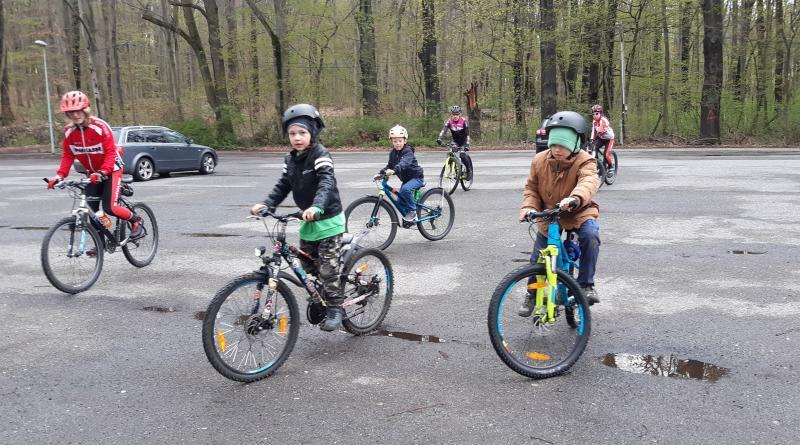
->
[202,209,393,382]
[585,139,618,185]
[487,207,591,379]
[40,176,158,294]
[437,140,473,194]
[344,173,455,250]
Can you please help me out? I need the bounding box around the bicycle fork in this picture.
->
[530,248,559,324]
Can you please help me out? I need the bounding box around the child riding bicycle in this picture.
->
[518,111,602,311]
[46,90,145,240]
[436,105,473,179]
[250,104,346,332]
[381,125,425,223]
[590,104,616,169]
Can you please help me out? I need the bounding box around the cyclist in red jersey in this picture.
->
[46,91,145,240]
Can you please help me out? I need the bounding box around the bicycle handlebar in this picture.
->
[255,207,304,222]
[525,201,578,222]
[42,177,91,188]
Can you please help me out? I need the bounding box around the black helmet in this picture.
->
[281,103,325,134]
[545,111,588,145]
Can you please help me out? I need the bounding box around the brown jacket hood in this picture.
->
[521,149,600,232]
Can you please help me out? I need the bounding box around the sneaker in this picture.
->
[402,211,417,223]
[320,306,345,332]
[128,215,146,240]
[85,247,98,258]
[517,292,536,317]
[581,286,599,306]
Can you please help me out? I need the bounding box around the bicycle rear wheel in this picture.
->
[202,273,300,382]
[345,196,398,250]
[41,216,104,294]
[439,158,460,195]
[341,248,393,335]
[122,202,158,267]
[487,264,590,379]
[460,155,473,191]
[604,151,619,185]
[416,187,455,241]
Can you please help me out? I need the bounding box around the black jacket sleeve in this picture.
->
[263,155,292,207]
[311,152,337,212]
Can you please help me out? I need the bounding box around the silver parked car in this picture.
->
[75,126,218,181]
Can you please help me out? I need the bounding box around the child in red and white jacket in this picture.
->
[46,91,144,240]
[590,104,615,168]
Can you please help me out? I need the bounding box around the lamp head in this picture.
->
[34,40,48,47]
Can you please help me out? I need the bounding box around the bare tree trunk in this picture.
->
[250,13,259,111]
[774,0,785,105]
[564,0,580,100]
[77,0,104,117]
[226,0,239,83]
[700,0,723,143]
[0,0,13,125]
[355,0,379,115]
[246,0,286,118]
[603,0,618,110]
[734,0,755,101]
[203,0,231,117]
[581,0,600,104]
[512,0,525,126]
[679,1,693,89]
[464,82,481,139]
[110,0,125,120]
[660,0,670,135]
[418,0,440,116]
[540,0,557,120]
[100,1,114,115]
[64,0,81,90]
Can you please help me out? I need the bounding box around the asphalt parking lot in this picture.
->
[1,148,799,444]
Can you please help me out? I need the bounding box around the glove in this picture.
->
[47,176,63,189]
[519,208,535,223]
[436,138,443,146]
[88,172,105,184]
[558,197,579,211]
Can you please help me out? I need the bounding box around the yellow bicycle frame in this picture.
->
[528,244,559,323]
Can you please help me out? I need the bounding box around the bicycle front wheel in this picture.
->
[122,202,158,267]
[596,158,606,189]
[604,151,619,185]
[202,273,300,382]
[416,187,455,241]
[341,248,393,335]
[487,264,590,379]
[345,196,398,251]
[460,156,473,191]
[41,216,104,294]
[439,158,460,195]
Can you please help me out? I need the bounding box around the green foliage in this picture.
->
[167,118,219,148]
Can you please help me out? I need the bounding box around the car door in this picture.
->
[125,129,153,169]
[162,129,196,170]
[142,129,175,170]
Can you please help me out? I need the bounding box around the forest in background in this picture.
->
[1,0,799,148]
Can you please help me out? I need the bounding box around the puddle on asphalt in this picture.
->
[11,226,49,230]
[601,353,729,382]
[182,233,241,238]
[371,330,443,343]
[194,311,205,320]
[728,250,766,255]
[142,305,177,313]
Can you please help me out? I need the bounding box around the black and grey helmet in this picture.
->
[545,111,588,145]
[281,103,326,134]
[450,105,462,114]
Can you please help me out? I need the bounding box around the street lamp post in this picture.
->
[34,40,56,155]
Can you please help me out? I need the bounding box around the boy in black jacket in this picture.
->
[250,104,346,331]
[382,125,425,222]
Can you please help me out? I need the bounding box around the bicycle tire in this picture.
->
[595,157,606,189]
[202,273,300,382]
[439,158,460,195]
[41,216,104,294]
[341,248,394,335]
[122,202,159,267]
[604,151,619,185]
[416,187,455,241]
[460,155,473,191]
[345,196,398,250]
[487,263,591,379]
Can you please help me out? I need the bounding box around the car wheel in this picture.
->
[134,157,155,181]
[200,154,216,175]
